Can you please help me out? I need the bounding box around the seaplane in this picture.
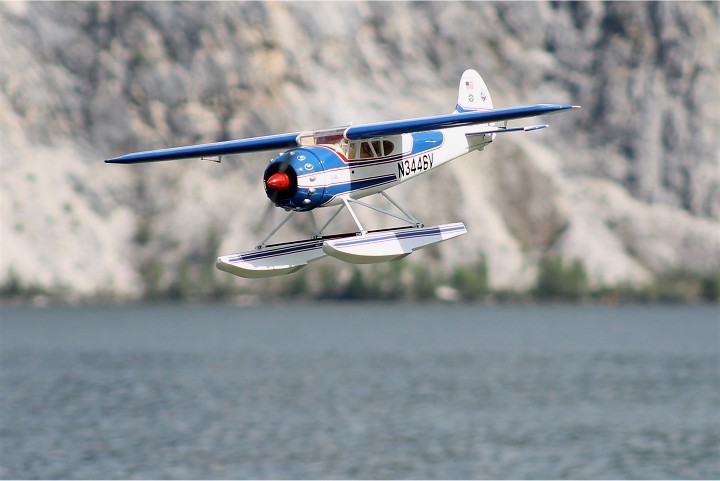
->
[106,69,579,278]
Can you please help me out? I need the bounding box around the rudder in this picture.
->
[455,69,493,113]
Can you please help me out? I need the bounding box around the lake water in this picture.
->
[1,303,718,479]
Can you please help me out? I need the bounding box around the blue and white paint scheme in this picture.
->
[106,69,579,278]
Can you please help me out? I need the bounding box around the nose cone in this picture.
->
[266,172,290,191]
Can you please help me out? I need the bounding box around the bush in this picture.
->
[535,256,588,300]
[700,276,720,303]
[449,255,489,301]
[411,264,437,301]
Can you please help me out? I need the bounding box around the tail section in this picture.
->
[455,69,493,113]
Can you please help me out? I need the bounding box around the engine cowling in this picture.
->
[263,148,329,211]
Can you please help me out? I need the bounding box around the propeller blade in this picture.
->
[277,156,292,174]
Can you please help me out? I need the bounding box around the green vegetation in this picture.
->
[409,264,436,301]
[700,276,720,303]
[1,254,718,305]
[642,270,719,303]
[0,267,51,300]
[0,268,23,297]
[449,254,489,301]
[138,259,164,299]
[135,224,236,302]
[534,256,588,300]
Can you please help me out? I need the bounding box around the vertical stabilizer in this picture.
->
[455,69,493,112]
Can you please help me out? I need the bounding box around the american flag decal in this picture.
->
[465,80,474,90]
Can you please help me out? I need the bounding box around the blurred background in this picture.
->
[1,2,719,479]
[1,1,718,303]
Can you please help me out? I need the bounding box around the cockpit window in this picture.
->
[348,142,358,159]
[360,141,375,159]
[348,139,396,159]
[383,140,394,155]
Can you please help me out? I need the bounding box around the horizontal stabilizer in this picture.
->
[465,124,548,137]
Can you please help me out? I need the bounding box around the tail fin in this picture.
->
[455,69,493,113]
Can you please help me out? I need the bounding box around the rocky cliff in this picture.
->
[1,1,718,300]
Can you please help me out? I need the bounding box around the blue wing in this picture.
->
[105,104,577,164]
[343,104,577,140]
[105,132,301,164]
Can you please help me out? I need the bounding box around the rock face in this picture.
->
[1,1,718,297]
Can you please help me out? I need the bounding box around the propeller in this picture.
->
[264,154,295,205]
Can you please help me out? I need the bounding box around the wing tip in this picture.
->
[104,156,135,164]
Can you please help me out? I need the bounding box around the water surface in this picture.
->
[1,304,718,478]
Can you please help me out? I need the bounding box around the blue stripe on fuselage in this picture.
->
[409,131,444,155]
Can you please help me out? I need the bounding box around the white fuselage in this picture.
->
[296,124,495,208]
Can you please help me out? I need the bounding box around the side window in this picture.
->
[348,141,359,159]
[360,142,374,159]
[350,140,393,159]
[383,140,394,156]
